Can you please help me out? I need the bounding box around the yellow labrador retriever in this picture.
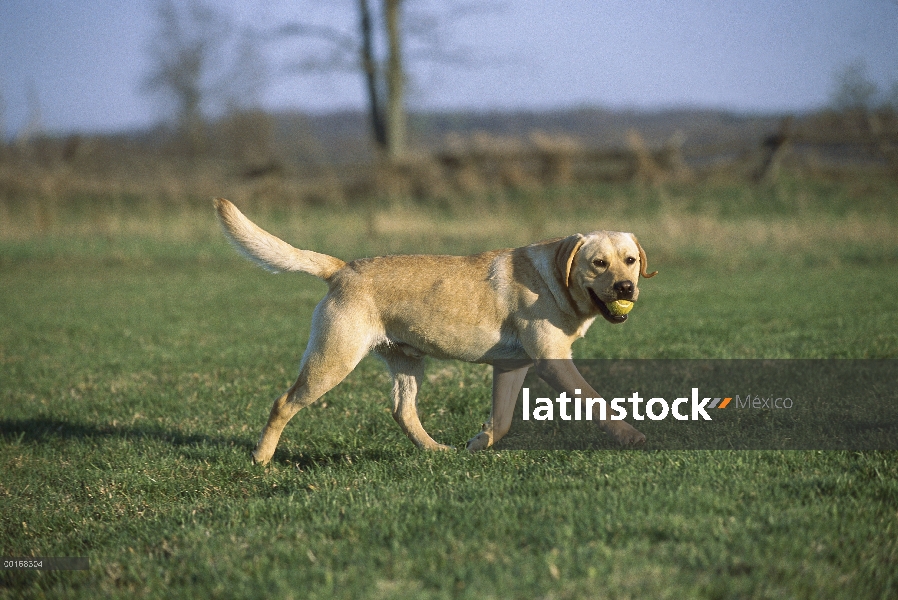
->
[214,198,657,464]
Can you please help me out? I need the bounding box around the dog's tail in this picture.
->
[214,198,346,280]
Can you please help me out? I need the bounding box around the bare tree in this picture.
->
[830,60,879,113]
[274,1,498,161]
[15,84,43,148]
[887,81,898,111]
[143,0,231,154]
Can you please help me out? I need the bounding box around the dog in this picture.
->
[214,198,657,464]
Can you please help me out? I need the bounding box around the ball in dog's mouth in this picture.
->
[589,289,630,324]
[605,299,633,316]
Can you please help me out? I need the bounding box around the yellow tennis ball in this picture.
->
[606,300,634,316]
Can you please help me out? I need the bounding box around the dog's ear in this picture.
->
[555,234,586,287]
[631,234,658,278]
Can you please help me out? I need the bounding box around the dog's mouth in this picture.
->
[589,288,629,324]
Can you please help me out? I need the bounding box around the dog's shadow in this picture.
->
[0,415,246,457]
[0,416,408,469]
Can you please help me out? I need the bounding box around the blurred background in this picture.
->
[0,0,896,234]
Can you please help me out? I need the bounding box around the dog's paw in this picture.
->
[466,432,491,453]
[622,430,646,447]
[251,448,272,466]
[418,440,455,451]
[607,423,646,447]
[618,428,646,447]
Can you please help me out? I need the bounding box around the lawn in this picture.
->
[1,177,897,598]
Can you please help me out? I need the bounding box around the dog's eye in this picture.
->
[592,259,607,268]
[626,257,637,265]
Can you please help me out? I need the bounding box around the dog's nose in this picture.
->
[614,280,634,297]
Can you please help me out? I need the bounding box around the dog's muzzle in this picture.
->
[589,287,632,324]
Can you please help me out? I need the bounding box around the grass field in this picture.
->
[2,177,897,598]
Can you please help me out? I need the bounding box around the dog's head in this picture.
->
[556,231,657,324]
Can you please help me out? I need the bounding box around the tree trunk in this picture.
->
[754,116,792,183]
[358,0,386,150]
[384,0,406,160]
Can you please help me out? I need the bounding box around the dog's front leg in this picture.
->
[533,358,646,447]
[466,362,531,452]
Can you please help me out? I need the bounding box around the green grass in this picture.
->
[2,178,898,598]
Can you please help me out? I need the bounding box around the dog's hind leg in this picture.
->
[378,350,453,451]
[251,299,374,466]
[252,378,315,466]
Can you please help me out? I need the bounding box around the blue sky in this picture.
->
[1,0,896,136]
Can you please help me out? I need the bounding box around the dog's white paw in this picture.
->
[251,448,273,466]
[466,432,491,452]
